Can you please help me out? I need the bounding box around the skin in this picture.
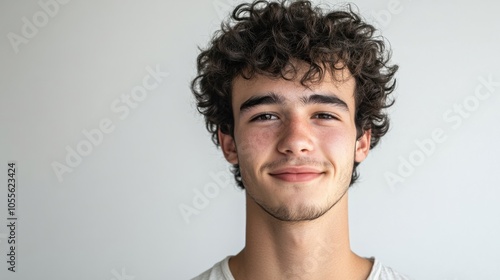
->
[218,64,374,280]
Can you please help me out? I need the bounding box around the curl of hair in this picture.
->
[191,0,398,188]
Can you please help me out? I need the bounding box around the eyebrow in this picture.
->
[239,92,349,113]
[300,94,349,111]
[239,92,285,112]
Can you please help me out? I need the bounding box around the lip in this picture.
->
[269,167,324,183]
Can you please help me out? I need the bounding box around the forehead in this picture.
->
[231,66,356,111]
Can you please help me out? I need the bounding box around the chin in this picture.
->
[268,204,331,222]
[258,196,334,222]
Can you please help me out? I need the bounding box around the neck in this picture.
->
[229,192,373,280]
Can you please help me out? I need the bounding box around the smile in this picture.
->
[269,167,324,183]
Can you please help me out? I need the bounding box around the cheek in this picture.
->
[317,127,355,159]
[235,129,276,186]
[318,128,356,184]
[236,127,276,160]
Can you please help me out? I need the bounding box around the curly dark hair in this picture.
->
[191,0,398,189]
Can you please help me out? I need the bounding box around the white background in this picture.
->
[1,0,499,279]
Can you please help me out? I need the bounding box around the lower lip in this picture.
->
[270,173,322,182]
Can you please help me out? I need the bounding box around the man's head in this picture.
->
[192,0,398,192]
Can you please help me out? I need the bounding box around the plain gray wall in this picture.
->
[1,0,499,279]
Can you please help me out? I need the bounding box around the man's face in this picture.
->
[219,66,371,222]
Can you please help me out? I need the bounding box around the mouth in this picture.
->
[269,167,324,183]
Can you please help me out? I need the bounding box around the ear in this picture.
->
[354,129,371,163]
[218,128,238,164]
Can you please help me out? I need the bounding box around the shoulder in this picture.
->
[366,258,412,280]
[191,256,234,280]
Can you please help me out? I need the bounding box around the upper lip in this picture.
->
[269,167,324,175]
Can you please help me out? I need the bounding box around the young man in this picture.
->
[191,1,409,279]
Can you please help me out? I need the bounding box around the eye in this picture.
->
[314,113,338,120]
[250,113,278,122]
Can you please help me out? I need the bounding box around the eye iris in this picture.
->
[259,114,272,120]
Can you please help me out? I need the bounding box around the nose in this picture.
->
[277,117,314,155]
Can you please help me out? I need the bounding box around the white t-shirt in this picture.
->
[192,256,411,280]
